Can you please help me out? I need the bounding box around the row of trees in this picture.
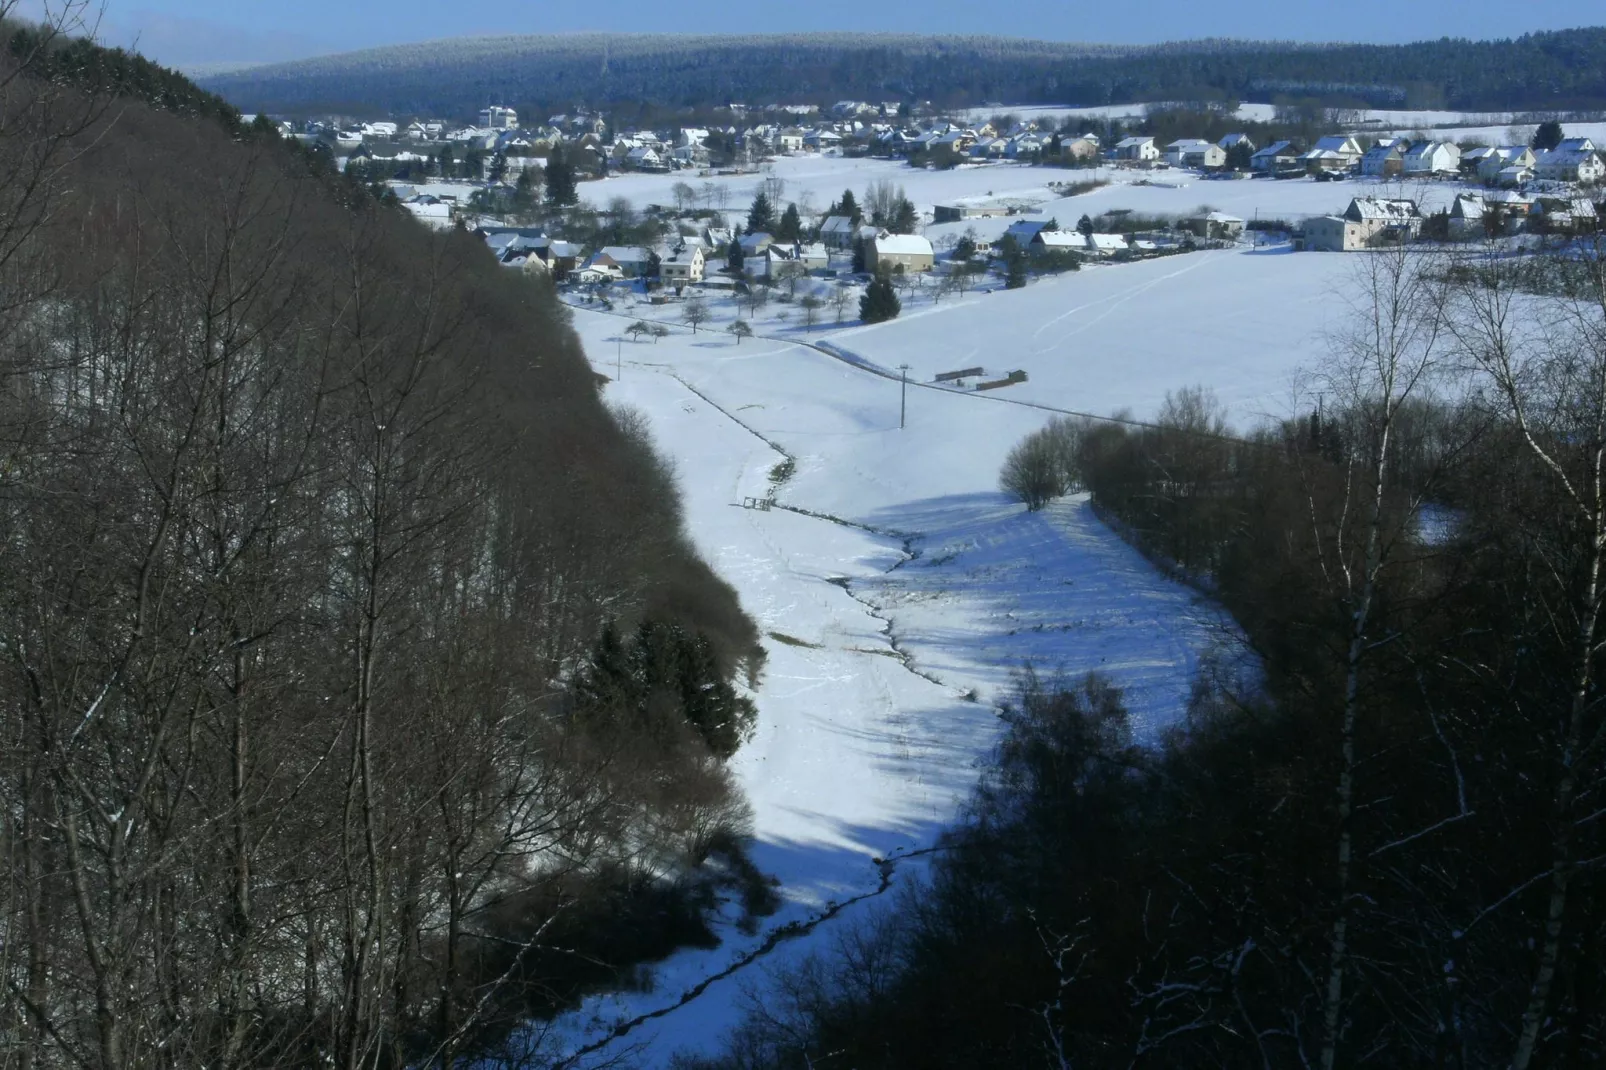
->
[0,24,766,1070]
[698,242,1606,1067]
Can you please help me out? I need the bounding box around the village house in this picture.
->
[868,233,935,273]
[1447,192,1530,240]
[1403,140,1461,176]
[1027,230,1083,257]
[1218,132,1255,153]
[659,245,705,288]
[1301,197,1422,251]
[1360,139,1405,178]
[478,106,518,130]
[1181,211,1246,240]
[1250,140,1303,173]
[1468,145,1535,183]
[593,246,654,278]
[819,215,859,250]
[739,232,774,258]
[1059,135,1100,162]
[1302,135,1364,173]
[1113,136,1159,162]
[1529,195,1600,235]
[1179,142,1227,169]
[1533,138,1605,183]
[776,127,805,153]
[1164,139,1212,167]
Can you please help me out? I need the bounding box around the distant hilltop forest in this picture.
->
[199,29,1606,119]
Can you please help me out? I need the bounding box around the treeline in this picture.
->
[201,28,1606,119]
[690,246,1606,1067]
[0,33,768,1070]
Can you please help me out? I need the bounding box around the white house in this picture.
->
[1302,197,1421,250]
[1533,138,1604,183]
[1164,139,1212,166]
[1302,135,1363,173]
[1178,143,1227,169]
[1113,136,1159,162]
[478,106,518,130]
[1402,141,1461,176]
[820,215,858,249]
[659,245,706,287]
[1475,146,1536,183]
[1361,139,1405,177]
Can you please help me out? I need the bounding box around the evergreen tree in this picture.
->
[727,236,744,272]
[776,202,802,242]
[488,150,508,182]
[545,146,578,206]
[1000,234,1028,289]
[891,197,918,234]
[1532,119,1565,151]
[859,272,901,323]
[830,188,862,224]
[1077,213,1094,236]
[746,190,775,234]
[851,237,868,274]
[954,234,976,261]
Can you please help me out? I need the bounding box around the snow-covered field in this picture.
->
[528,232,1302,1063]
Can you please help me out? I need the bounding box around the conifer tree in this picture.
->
[545,146,577,206]
[859,272,901,323]
[746,190,774,234]
[891,197,918,234]
[776,202,802,242]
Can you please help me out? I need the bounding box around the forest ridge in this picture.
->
[199,28,1606,118]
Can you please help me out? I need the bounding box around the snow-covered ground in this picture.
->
[529,235,1287,1063]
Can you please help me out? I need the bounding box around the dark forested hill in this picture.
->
[200,28,1606,119]
[0,22,771,1070]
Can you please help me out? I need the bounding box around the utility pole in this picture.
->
[616,334,622,380]
[898,364,910,429]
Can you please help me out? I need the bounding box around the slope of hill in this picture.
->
[0,25,770,1070]
[199,28,1606,118]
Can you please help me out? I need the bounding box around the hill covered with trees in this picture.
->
[200,28,1606,118]
[0,19,768,1069]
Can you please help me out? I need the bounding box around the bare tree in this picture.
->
[727,319,753,344]
[1313,245,1446,1070]
[682,295,710,333]
[1446,237,1606,1070]
[799,294,824,331]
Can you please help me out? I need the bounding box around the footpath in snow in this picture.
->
[534,293,1244,1067]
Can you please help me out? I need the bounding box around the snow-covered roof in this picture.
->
[662,246,704,265]
[1252,140,1297,159]
[598,245,651,262]
[1312,135,1361,154]
[820,215,856,233]
[1033,230,1082,248]
[873,234,934,256]
[1085,233,1126,251]
[1347,197,1420,222]
[1115,136,1154,148]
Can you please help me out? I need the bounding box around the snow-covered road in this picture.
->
[533,305,1238,1066]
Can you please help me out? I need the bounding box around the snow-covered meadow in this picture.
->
[529,235,1345,1066]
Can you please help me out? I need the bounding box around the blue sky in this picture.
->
[75,0,1606,68]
